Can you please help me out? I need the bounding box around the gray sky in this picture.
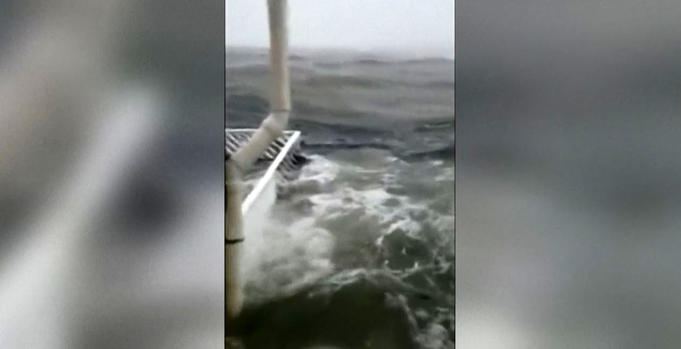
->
[226,1,454,58]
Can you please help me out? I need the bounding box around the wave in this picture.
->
[401,144,455,161]
[303,75,390,88]
[226,51,454,348]
[233,154,454,348]
[301,75,454,90]
[236,267,453,349]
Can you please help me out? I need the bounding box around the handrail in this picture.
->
[242,130,300,214]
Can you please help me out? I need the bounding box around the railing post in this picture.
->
[225,160,244,328]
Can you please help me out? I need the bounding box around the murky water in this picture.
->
[227,48,455,348]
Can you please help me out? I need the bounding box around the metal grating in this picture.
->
[225,128,305,180]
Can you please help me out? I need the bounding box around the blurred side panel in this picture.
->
[457,0,681,348]
[0,0,224,347]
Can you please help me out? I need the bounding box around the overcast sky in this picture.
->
[226,1,454,58]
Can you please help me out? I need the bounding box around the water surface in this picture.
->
[227,48,455,349]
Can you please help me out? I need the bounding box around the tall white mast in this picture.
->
[226,0,291,327]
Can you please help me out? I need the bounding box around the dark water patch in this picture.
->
[225,93,270,126]
[302,141,393,153]
[284,117,454,162]
[379,228,433,270]
[414,120,455,132]
[227,64,315,77]
[401,144,455,162]
[288,118,394,145]
[300,74,453,90]
[235,273,420,349]
[351,57,454,66]
[314,61,343,69]
[303,75,391,89]
[291,100,375,120]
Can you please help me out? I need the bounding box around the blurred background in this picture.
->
[457,0,681,347]
[0,0,224,347]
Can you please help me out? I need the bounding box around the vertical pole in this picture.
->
[225,161,244,326]
[267,0,291,112]
[226,0,290,331]
[230,0,291,171]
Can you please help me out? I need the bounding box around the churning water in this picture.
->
[227,48,455,348]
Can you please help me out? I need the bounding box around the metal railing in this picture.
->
[225,128,303,214]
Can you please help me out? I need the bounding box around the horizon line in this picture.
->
[225,45,454,59]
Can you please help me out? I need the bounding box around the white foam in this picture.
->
[241,153,454,306]
[242,156,340,301]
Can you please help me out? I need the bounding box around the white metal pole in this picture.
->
[226,0,290,327]
[225,161,244,324]
[267,0,291,112]
[230,0,290,171]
